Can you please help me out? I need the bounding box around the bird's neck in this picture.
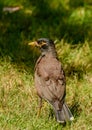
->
[41,46,57,58]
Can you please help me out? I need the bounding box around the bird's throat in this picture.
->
[41,47,57,58]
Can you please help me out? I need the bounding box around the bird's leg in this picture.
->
[37,97,42,117]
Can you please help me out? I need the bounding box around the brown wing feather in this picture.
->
[35,56,66,102]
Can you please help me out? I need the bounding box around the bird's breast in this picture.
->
[35,56,64,80]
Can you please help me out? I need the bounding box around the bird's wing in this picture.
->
[35,57,66,102]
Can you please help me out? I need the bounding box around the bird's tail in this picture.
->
[55,103,74,123]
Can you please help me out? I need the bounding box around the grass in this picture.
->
[0,0,92,130]
[0,41,92,130]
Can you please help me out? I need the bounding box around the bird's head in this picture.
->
[28,38,54,48]
[28,38,57,56]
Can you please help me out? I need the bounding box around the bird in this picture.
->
[28,38,74,123]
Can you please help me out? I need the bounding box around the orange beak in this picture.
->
[28,41,38,47]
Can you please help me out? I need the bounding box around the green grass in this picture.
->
[0,41,92,130]
[0,0,92,130]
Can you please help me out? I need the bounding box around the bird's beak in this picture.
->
[28,41,37,47]
[28,41,46,47]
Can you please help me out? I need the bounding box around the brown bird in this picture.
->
[29,38,74,123]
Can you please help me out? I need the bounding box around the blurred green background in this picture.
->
[0,0,92,61]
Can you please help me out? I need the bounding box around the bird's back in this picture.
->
[36,56,64,79]
[35,54,66,102]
